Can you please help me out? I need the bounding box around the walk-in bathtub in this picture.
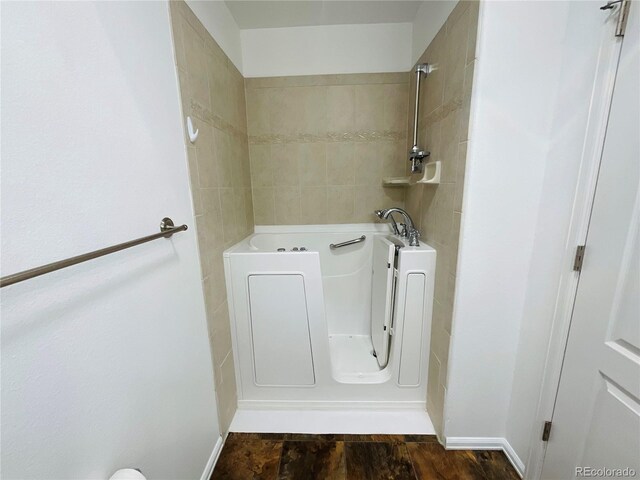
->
[223,224,436,409]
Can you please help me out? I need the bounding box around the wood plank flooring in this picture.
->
[211,433,520,480]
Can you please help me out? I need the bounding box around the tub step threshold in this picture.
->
[230,409,435,435]
[328,334,381,375]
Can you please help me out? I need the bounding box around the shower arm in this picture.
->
[410,64,432,173]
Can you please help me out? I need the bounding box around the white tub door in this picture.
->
[371,236,396,367]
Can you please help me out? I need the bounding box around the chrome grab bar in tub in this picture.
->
[329,235,366,250]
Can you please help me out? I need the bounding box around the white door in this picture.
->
[371,236,397,367]
[541,3,640,478]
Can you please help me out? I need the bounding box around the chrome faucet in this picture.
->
[374,208,421,246]
[375,209,400,235]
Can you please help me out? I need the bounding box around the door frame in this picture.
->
[524,7,627,480]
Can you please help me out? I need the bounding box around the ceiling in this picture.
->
[224,0,424,30]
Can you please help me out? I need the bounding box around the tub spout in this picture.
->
[377,208,421,246]
[374,209,400,235]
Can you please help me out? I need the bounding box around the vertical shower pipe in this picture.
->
[409,63,432,173]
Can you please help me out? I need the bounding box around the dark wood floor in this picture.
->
[211,433,520,480]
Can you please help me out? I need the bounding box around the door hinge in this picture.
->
[600,0,630,36]
[573,245,586,272]
[542,421,552,442]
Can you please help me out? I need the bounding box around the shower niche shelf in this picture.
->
[381,160,441,187]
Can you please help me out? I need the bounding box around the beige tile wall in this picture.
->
[245,74,410,224]
[404,1,479,436]
[169,1,253,434]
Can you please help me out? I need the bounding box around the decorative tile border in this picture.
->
[190,100,247,140]
[245,72,409,89]
[248,130,407,145]
[423,96,464,127]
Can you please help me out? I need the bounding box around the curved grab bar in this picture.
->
[329,235,366,250]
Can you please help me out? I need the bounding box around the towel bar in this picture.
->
[0,217,187,288]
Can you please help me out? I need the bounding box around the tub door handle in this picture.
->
[329,235,366,249]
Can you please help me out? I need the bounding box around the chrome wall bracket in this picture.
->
[415,64,432,75]
[160,217,178,235]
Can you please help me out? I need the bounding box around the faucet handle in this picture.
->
[407,227,421,246]
[399,223,408,237]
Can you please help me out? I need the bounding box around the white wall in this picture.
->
[186,0,244,73]
[185,0,455,78]
[0,2,219,478]
[240,22,413,77]
[411,0,457,64]
[444,0,571,443]
[505,1,623,466]
[446,2,624,470]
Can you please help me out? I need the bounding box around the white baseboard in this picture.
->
[502,439,525,478]
[200,435,225,480]
[445,437,524,478]
[445,436,505,450]
[237,399,426,410]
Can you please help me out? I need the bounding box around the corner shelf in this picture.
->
[381,160,441,188]
[382,176,411,187]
